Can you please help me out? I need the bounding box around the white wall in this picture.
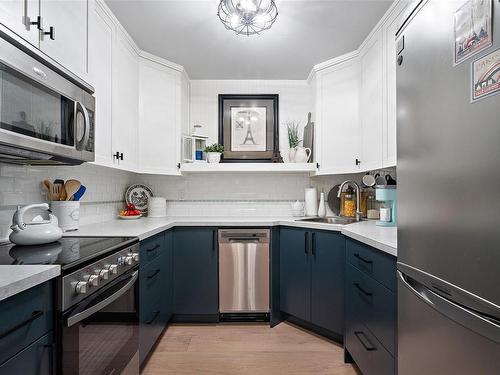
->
[0,163,135,241]
[190,80,311,161]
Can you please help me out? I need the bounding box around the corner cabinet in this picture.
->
[313,55,362,175]
[138,54,187,175]
[280,227,345,339]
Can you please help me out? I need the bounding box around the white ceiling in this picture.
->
[105,0,393,79]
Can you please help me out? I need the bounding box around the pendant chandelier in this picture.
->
[218,0,278,36]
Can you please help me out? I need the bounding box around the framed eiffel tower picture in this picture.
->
[218,94,280,163]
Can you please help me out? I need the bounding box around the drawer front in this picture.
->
[346,239,396,291]
[139,254,169,364]
[345,313,395,375]
[0,333,52,375]
[140,233,165,266]
[0,281,53,365]
[346,263,396,354]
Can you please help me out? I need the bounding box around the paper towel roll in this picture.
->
[304,188,318,217]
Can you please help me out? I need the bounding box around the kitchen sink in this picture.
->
[296,216,359,225]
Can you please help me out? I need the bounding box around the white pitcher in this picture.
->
[294,146,311,163]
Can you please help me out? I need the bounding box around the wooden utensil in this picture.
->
[51,184,63,201]
[42,180,55,200]
[63,180,81,201]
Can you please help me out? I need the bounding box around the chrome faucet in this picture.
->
[337,180,363,222]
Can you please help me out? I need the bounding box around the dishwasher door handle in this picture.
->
[228,238,261,243]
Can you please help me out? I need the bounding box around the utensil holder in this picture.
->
[51,201,80,232]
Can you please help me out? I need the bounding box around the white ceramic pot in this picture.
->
[51,201,80,232]
[289,147,297,163]
[207,152,221,163]
[294,146,311,163]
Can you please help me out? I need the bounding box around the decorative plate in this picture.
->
[125,184,154,213]
[118,214,142,220]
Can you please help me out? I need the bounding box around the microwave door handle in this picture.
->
[66,271,138,327]
[75,101,90,150]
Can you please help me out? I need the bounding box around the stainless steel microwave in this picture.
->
[0,27,95,165]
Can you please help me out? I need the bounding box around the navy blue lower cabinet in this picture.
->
[280,227,345,339]
[310,231,345,336]
[172,228,218,320]
[344,238,397,375]
[139,231,172,365]
[0,333,53,375]
[279,227,311,321]
[0,281,53,367]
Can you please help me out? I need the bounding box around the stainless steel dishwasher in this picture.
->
[218,229,270,321]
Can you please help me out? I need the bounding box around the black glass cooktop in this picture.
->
[0,237,138,272]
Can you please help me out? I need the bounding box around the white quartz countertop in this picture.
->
[67,217,397,257]
[0,265,60,302]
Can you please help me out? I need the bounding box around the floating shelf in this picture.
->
[180,163,317,174]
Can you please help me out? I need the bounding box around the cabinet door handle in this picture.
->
[304,232,309,255]
[0,310,44,339]
[354,253,373,264]
[353,282,373,297]
[43,26,55,40]
[146,310,160,325]
[146,244,160,253]
[311,232,316,256]
[212,230,217,252]
[30,15,43,30]
[354,331,376,351]
[147,269,161,280]
[355,158,361,166]
[113,152,124,161]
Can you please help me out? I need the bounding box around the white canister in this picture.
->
[51,201,80,232]
[379,207,392,222]
[304,188,318,217]
[148,197,167,218]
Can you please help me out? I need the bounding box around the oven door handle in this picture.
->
[75,101,90,151]
[66,270,138,327]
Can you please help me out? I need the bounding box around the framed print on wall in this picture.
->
[218,94,280,162]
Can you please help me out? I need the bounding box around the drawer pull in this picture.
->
[146,244,160,253]
[353,282,373,297]
[0,310,44,339]
[146,310,160,324]
[147,269,161,279]
[354,331,377,351]
[304,232,309,255]
[354,253,373,264]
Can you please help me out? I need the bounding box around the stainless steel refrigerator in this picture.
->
[396,0,500,374]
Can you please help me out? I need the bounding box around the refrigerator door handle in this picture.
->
[398,271,500,344]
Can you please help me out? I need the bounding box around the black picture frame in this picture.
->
[218,94,280,163]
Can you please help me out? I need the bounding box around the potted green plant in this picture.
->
[204,143,224,163]
[286,121,301,163]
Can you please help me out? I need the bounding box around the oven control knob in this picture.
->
[124,255,133,265]
[108,264,118,274]
[88,274,99,287]
[75,281,87,294]
[131,253,139,262]
[95,268,109,280]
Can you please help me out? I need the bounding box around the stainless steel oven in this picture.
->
[60,241,140,375]
[0,30,95,165]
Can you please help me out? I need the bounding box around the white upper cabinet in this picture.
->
[138,55,183,175]
[111,28,139,172]
[88,1,114,168]
[314,55,361,175]
[383,0,415,167]
[0,0,40,46]
[360,29,384,172]
[39,0,88,78]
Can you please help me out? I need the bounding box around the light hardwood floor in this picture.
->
[142,322,360,375]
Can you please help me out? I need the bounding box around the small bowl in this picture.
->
[118,214,142,220]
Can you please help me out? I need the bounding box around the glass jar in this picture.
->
[343,187,356,218]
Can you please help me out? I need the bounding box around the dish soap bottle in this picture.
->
[318,191,326,218]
